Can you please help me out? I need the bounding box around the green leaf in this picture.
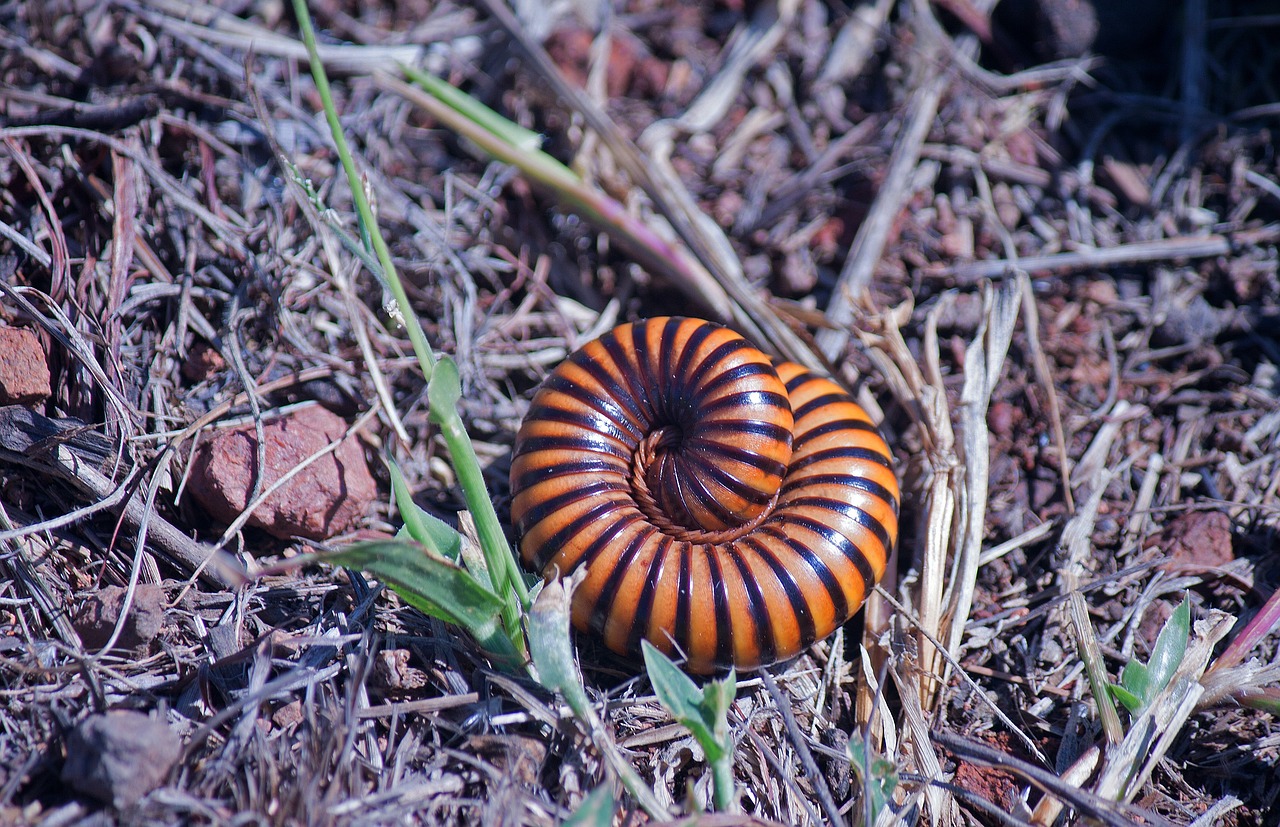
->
[1109,682,1146,714]
[1120,659,1151,706]
[426,356,462,427]
[526,576,586,703]
[562,784,616,827]
[849,736,898,823]
[643,642,715,750]
[315,540,515,662]
[1114,597,1192,716]
[387,459,462,563]
[642,641,734,763]
[1146,597,1191,695]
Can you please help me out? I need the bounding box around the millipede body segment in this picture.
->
[510,317,899,673]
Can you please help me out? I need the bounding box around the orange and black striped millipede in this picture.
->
[509,317,899,674]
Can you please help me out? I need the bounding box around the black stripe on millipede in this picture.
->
[625,538,673,657]
[685,339,750,395]
[683,450,780,508]
[514,434,630,462]
[511,457,622,493]
[670,460,744,527]
[587,527,659,638]
[601,331,652,423]
[571,346,647,427]
[696,418,793,444]
[696,361,775,399]
[784,372,815,393]
[789,445,893,473]
[569,510,646,572]
[675,542,694,660]
[793,392,852,421]
[524,489,627,569]
[725,547,774,665]
[629,321,665,421]
[692,440,788,482]
[755,525,850,627]
[659,319,682,394]
[778,508,880,588]
[524,402,639,445]
[792,418,877,448]
[542,370,642,435]
[708,550,735,666]
[698,390,791,417]
[670,321,715,403]
[787,496,893,551]
[739,533,821,645]
[780,474,899,515]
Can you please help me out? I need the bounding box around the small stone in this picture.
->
[62,711,181,809]
[187,405,375,540]
[953,761,1019,811]
[988,400,1017,439]
[72,584,166,650]
[271,700,304,730]
[0,327,52,404]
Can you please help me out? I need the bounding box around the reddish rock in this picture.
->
[1152,510,1235,569]
[953,760,1019,811]
[187,405,375,540]
[0,327,52,404]
[72,584,167,650]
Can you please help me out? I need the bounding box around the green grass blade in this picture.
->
[1109,682,1146,715]
[315,540,518,666]
[401,64,543,154]
[1147,598,1191,694]
[387,459,462,564]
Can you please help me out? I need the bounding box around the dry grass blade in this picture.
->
[859,278,1018,708]
[856,278,1030,823]
[943,280,1020,661]
[817,0,975,363]
[133,0,428,69]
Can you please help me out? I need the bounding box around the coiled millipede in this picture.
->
[510,317,899,673]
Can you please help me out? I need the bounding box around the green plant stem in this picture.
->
[291,0,529,656]
[710,754,734,812]
[291,0,436,376]
[436,410,529,615]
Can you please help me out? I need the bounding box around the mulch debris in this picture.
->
[1,0,1278,824]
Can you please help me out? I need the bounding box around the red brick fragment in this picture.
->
[187,405,375,540]
[0,326,52,404]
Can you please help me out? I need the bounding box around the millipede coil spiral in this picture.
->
[510,317,899,673]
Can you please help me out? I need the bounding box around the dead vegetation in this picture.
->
[1,0,1279,824]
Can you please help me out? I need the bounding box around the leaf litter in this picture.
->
[1,0,1278,824]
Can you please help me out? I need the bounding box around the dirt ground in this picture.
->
[1,0,1279,825]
